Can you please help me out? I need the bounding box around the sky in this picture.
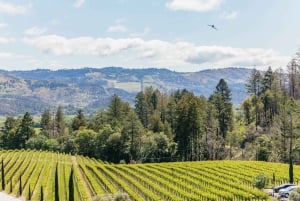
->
[0,0,300,72]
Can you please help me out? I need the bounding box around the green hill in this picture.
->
[0,150,297,201]
[0,67,251,115]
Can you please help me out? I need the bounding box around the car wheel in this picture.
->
[285,193,289,198]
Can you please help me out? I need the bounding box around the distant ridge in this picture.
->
[0,67,251,115]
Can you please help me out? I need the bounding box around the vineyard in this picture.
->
[0,150,299,201]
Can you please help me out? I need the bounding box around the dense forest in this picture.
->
[1,53,300,164]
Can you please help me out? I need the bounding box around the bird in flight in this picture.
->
[208,24,218,30]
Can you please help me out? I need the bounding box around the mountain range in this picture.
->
[0,67,252,115]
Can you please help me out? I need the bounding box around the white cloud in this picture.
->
[22,35,290,71]
[24,27,47,36]
[0,37,15,44]
[221,11,238,20]
[0,52,14,59]
[186,46,290,68]
[107,25,128,33]
[73,0,85,8]
[166,0,223,12]
[0,2,30,15]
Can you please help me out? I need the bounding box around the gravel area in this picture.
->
[0,192,23,201]
[264,188,289,201]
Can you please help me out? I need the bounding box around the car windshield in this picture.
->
[286,186,297,190]
[279,184,292,188]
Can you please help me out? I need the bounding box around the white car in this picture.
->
[279,185,300,197]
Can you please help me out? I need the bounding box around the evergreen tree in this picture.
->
[246,69,262,96]
[260,67,280,127]
[204,101,222,160]
[17,112,35,148]
[149,111,164,133]
[40,109,52,137]
[74,129,96,157]
[150,90,158,111]
[1,117,20,149]
[261,67,274,93]
[174,92,204,161]
[108,94,124,122]
[135,91,149,128]
[246,69,263,129]
[287,58,300,99]
[55,106,65,136]
[242,98,253,125]
[89,109,108,131]
[71,109,86,131]
[121,110,144,161]
[210,79,233,139]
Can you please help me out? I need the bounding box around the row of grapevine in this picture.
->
[2,150,300,201]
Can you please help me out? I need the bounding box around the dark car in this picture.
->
[273,184,295,193]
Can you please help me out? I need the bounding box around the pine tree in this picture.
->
[40,109,52,137]
[287,58,299,99]
[210,79,233,139]
[261,67,274,93]
[55,106,65,136]
[2,117,20,149]
[135,91,149,128]
[121,110,144,161]
[174,92,204,161]
[71,109,86,131]
[108,94,125,124]
[17,112,35,148]
[68,167,74,201]
[246,68,262,96]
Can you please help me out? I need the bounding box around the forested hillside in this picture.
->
[1,52,300,167]
[1,50,300,166]
[0,67,250,115]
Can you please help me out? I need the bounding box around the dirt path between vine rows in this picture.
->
[0,192,23,201]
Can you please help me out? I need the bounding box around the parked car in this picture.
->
[279,185,300,197]
[273,183,295,193]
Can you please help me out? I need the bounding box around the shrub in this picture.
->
[290,188,300,201]
[252,173,269,189]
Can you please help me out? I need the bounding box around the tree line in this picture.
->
[1,52,300,164]
[0,78,233,163]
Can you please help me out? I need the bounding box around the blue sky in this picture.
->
[0,0,299,72]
